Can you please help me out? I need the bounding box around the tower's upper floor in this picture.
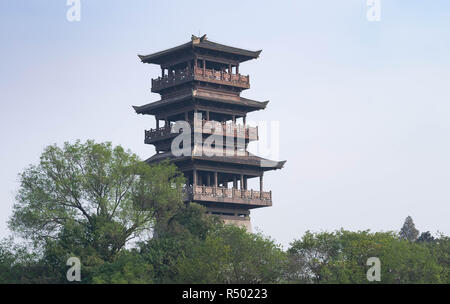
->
[138,35,261,95]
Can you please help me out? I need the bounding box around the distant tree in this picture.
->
[287,229,446,284]
[417,231,435,243]
[399,216,419,242]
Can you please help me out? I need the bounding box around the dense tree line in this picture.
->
[0,141,448,284]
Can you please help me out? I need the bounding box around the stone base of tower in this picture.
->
[205,207,252,233]
[222,216,252,233]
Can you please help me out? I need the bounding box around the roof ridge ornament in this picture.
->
[191,34,207,44]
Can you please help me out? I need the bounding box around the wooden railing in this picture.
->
[194,119,258,140]
[145,120,258,143]
[151,66,250,91]
[193,66,250,89]
[184,185,272,205]
[151,68,193,92]
[144,124,174,142]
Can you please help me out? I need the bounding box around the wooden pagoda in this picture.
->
[133,35,285,231]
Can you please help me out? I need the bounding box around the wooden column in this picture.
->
[236,64,239,74]
[243,115,246,125]
[193,169,197,187]
[156,118,159,129]
[214,172,218,187]
[198,172,203,186]
[161,67,164,77]
[207,173,211,187]
[244,176,248,190]
[233,176,237,189]
[206,111,210,121]
[260,174,263,193]
[203,59,206,74]
[240,174,244,190]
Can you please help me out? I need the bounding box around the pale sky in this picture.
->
[1,0,449,247]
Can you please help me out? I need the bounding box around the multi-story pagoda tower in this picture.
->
[133,35,285,231]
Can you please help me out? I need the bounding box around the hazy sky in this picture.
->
[1,0,449,247]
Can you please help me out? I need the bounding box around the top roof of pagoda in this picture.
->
[138,34,262,64]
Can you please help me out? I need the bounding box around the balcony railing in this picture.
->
[194,119,258,141]
[193,66,250,89]
[184,185,272,207]
[144,124,174,143]
[145,120,258,143]
[151,66,250,92]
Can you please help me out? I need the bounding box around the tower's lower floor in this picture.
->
[146,151,285,232]
[184,185,271,232]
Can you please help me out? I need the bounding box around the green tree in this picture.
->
[176,225,287,284]
[287,229,447,284]
[417,231,435,243]
[90,249,154,284]
[8,140,185,282]
[399,216,419,242]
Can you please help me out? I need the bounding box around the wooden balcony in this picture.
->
[151,66,250,92]
[144,124,175,144]
[145,120,258,144]
[194,119,258,141]
[184,186,272,208]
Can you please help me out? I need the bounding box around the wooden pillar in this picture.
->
[228,64,232,74]
[206,111,210,121]
[203,59,206,74]
[236,64,239,74]
[233,176,237,189]
[232,115,236,123]
[260,174,263,193]
[156,118,159,129]
[207,173,211,187]
[161,67,164,77]
[193,169,197,187]
[243,115,246,125]
[244,176,248,190]
[240,174,244,190]
[198,172,203,186]
[214,172,218,187]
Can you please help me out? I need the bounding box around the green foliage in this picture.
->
[399,216,419,242]
[176,225,287,284]
[287,229,449,284]
[9,140,185,262]
[90,250,154,284]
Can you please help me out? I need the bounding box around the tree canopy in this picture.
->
[9,140,185,262]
